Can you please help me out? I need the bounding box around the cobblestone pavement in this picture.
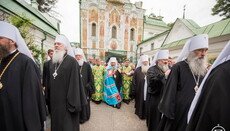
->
[80,101,147,131]
[45,100,147,131]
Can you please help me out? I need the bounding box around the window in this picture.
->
[151,42,154,50]
[130,28,135,40]
[112,26,117,38]
[92,23,96,36]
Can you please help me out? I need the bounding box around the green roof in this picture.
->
[161,18,230,49]
[197,18,230,38]
[161,38,188,49]
[0,0,59,37]
[179,18,200,34]
[139,30,170,45]
[144,15,168,27]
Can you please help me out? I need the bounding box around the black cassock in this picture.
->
[43,59,52,113]
[0,50,46,131]
[115,70,123,108]
[48,55,87,131]
[43,60,52,90]
[158,61,204,131]
[186,60,230,131]
[131,66,146,119]
[79,61,95,123]
[114,70,123,93]
[146,65,166,131]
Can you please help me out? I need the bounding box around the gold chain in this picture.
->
[0,52,20,79]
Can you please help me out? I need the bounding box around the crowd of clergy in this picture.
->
[0,21,230,131]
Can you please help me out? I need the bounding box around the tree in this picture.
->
[212,0,230,19]
[7,13,42,61]
[37,0,57,13]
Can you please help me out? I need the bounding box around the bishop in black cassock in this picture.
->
[0,21,46,131]
[158,34,209,131]
[74,48,95,123]
[47,35,87,131]
[187,41,230,131]
[146,50,169,131]
[131,55,149,119]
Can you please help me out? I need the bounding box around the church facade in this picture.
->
[79,0,145,62]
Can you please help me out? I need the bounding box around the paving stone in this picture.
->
[46,101,148,131]
[80,101,147,131]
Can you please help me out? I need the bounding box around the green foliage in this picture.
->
[167,22,174,28]
[212,0,230,19]
[209,57,217,64]
[7,13,42,61]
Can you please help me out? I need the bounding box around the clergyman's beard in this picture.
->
[0,41,11,59]
[141,64,149,74]
[187,52,207,76]
[77,59,84,66]
[157,61,169,73]
[52,50,66,64]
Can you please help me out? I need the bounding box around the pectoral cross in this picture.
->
[194,85,199,93]
[53,71,58,79]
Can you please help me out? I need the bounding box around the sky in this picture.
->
[54,0,223,42]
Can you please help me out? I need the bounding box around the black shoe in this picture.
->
[111,104,120,109]
[80,120,85,124]
[93,100,102,104]
[123,99,130,104]
[116,103,121,109]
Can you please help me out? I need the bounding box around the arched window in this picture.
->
[112,26,117,38]
[130,28,135,40]
[92,23,96,36]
